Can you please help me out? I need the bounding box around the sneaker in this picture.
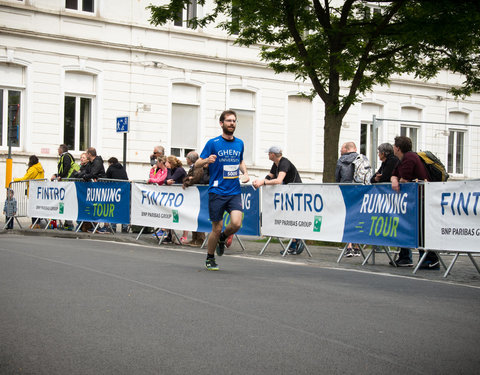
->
[295,242,305,255]
[97,227,110,233]
[205,257,219,271]
[344,248,354,258]
[216,232,226,256]
[180,236,188,245]
[353,248,361,257]
[226,234,234,248]
[395,258,414,267]
[418,260,440,270]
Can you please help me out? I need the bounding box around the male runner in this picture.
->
[195,110,250,270]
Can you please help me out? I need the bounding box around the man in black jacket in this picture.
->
[83,147,106,181]
[106,157,128,180]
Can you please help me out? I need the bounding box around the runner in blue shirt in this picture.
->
[196,110,250,270]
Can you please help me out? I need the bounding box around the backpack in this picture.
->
[417,151,449,182]
[352,154,373,184]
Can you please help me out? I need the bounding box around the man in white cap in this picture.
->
[252,146,304,254]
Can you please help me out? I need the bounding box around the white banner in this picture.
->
[261,184,346,242]
[425,181,480,252]
[130,183,201,230]
[27,180,78,221]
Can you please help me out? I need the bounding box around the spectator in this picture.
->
[150,145,165,166]
[3,188,17,230]
[252,146,304,254]
[165,156,186,185]
[51,144,76,229]
[82,147,106,181]
[391,135,439,269]
[335,142,361,257]
[106,157,128,180]
[14,155,45,228]
[370,143,399,183]
[50,144,75,181]
[181,151,209,246]
[148,155,168,238]
[73,152,90,179]
[106,157,129,233]
[148,155,168,185]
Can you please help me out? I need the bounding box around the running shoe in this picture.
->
[344,248,354,257]
[216,232,226,256]
[205,258,219,271]
[226,234,234,248]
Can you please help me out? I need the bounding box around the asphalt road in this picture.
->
[0,235,479,375]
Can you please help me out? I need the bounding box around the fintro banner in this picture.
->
[261,183,418,248]
[424,180,480,252]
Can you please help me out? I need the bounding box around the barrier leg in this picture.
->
[467,253,480,274]
[75,221,84,233]
[300,239,312,257]
[31,217,40,229]
[14,217,22,229]
[91,222,100,234]
[259,237,272,255]
[200,233,209,249]
[171,230,181,244]
[413,251,428,274]
[234,234,246,252]
[443,253,459,278]
[436,252,447,270]
[362,248,374,265]
[44,219,52,230]
[384,246,397,267]
[282,239,293,257]
[3,217,12,229]
[136,226,146,240]
[337,244,348,263]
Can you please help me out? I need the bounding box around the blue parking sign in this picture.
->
[116,116,129,133]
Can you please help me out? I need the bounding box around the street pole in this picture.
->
[123,132,127,169]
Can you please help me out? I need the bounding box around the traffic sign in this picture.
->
[116,116,129,133]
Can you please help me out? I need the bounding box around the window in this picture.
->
[400,126,418,151]
[171,84,199,158]
[174,0,197,28]
[0,89,22,148]
[400,106,421,151]
[64,96,91,151]
[287,95,312,168]
[66,0,94,13]
[447,131,465,175]
[360,123,377,163]
[230,89,255,165]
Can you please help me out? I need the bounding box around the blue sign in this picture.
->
[196,185,260,235]
[340,183,419,248]
[116,116,129,133]
[75,181,131,224]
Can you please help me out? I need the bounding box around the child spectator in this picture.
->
[3,188,17,229]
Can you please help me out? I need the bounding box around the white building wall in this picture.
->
[1,0,479,205]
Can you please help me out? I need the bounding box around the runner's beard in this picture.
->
[222,124,235,136]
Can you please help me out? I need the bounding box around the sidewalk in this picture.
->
[2,218,480,287]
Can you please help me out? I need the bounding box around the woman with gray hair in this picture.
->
[370,143,399,183]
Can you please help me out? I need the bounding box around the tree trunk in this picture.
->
[322,109,344,183]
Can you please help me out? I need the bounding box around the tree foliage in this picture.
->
[149,0,480,181]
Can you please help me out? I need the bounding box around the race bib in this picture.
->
[223,165,239,179]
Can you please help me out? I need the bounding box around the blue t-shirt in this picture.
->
[200,135,244,195]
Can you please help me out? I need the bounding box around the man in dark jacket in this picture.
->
[371,143,399,183]
[391,135,439,269]
[106,157,128,180]
[335,142,358,183]
[83,147,106,181]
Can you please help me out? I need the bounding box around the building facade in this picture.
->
[1,0,479,203]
